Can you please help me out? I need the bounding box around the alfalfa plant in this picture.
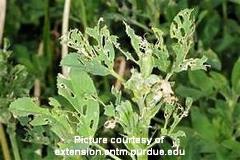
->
[9,8,208,160]
[0,39,33,160]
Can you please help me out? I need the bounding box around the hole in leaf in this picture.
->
[60,83,66,89]
[173,21,178,29]
[180,28,185,37]
[44,118,50,124]
[102,37,106,46]
[83,105,87,115]
[179,15,184,24]
[69,32,74,38]
[90,120,94,128]
[70,91,75,98]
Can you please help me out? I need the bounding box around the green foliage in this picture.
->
[0,40,33,160]
[10,68,99,150]
[8,8,208,160]
[61,18,119,77]
[231,58,240,95]
[0,41,33,124]
[176,58,240,159]
[2,0,240,159]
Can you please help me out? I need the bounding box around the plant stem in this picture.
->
[115,56,126,90]
[168,115,183,135]
[110,70,125,83]
[0,1,12,160]
[34,42,43,101]
[0,123,11,160]
[0,0,6,46]
[165,72,173,81]
[7,124,21,160]
[61,0,71,76]
[79,0,87,32]
[93,143,121,160]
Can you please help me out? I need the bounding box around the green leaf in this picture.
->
[172,50,208,73]
[124,21,142,58]
[188,56,208,71]
[61,20,119,75]
[152,27,170,72]
[9,98,49,117]
[104,103,116,117]
[170,8,195,45]
[57,68,99,137]
[222,139,240,155]
[169,130,186,147]
[176,85,204,101]
[231,58,240,94]
[85,18,103,43]
[205,49,221,70]
[210,71,228,90]
[186,97,193,107]
[9,98,74,140]
[191,107,216,140]
[170,9,209,74]
[61,53,110,76]
[201,12,221,46]
[10,68,100,142]
[188,70,213,94]
[139,53,154,78]
[116,100,139,135]
[30,115,50,126]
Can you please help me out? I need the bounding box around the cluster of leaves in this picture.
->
[9,9,209,160]
[0,40,32,124]
[3,0,240,159]
[5,0,111,100]
[176,58,240,159]
[106,1,240,159]
[0,40,33,160]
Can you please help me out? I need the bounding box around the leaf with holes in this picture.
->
[57,68,99,137]
[9,97,74,141]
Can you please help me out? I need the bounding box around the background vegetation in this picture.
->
[0,0,240,160]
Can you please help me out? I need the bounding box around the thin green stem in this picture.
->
[9,135,21,160]
[168,115,183,135]
[7,124,21,160]
[222,1,227,22]
[147,140,157,150]
[126,17,152,33]
[110,70,125,83]
[165,72,173,81]
[79,0,87,32]
[0,123,11,160]
[163,117,169,130]
[61,0,71,76]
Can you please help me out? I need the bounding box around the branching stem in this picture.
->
[8,123,21,160]
[0,123,11,160]
[110,69,125,83]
